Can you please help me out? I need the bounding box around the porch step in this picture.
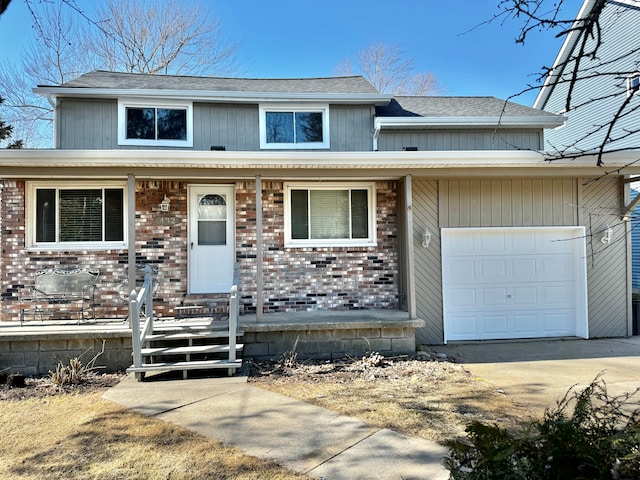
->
[127,359,242,373]
[141,344,244,356]
[145,330,244,341]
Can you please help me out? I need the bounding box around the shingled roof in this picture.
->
[376,96,557,119]
[55,70,380,95]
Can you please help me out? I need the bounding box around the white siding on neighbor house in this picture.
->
[412,176,629,345]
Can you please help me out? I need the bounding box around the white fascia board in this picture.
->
[33,87,394,105]
[375,115,566,129]
[4,148,640,171]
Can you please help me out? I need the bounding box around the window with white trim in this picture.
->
[118,99,193,147]
[28,182,127,249]
[284,182,376,247]
[259,104,330,149]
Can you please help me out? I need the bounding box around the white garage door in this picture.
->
[442,227,588,343]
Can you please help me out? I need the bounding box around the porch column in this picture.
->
[404,175,417,319]
[127,174,136,298]
[255,176,264,321]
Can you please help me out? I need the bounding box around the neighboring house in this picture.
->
[535,0,640,154]
[631,188,640,291]
[0,69,637,350]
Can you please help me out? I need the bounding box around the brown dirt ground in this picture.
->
[0,371,125,401]
[247,350,539,443]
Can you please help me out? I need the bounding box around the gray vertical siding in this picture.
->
[194,103,259,151]
[330,105,374,151]
[377,129,543,151]
[580,176,629,337]
[58,98,118,149]
[57,99,374,151]
[439,178,578,227]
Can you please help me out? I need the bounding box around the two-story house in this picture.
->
[0,69,637,375]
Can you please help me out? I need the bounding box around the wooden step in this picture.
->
[153,322,232,332]
[145,330,244,342]
[141,344,244,356]
[127,359,242,373]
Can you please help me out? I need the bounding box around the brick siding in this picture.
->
[1,179,399,322]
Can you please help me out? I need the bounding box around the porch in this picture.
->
[0,310,424,376]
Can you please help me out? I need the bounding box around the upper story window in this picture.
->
[284,182,376,247]
[27,181,127,250]
[118,99,193,147]
[259,104,330,149]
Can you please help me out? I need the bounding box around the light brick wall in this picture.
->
[1,179,399,321]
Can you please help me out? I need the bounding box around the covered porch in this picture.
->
[0,310,424,376]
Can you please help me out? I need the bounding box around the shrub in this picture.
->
[444,376,640,479]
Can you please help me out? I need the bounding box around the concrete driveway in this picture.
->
[433,337,640,414]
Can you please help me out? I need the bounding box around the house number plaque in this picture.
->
[154,216,179,226]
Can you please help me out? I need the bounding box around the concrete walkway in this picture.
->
[103,374,449,480]
[434,337,640,414]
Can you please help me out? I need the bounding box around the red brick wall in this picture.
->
[1,179,399,321]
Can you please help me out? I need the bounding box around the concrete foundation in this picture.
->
[0,311,424,375]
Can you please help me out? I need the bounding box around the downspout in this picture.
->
[372,118,381,151]
[46,94,57,148]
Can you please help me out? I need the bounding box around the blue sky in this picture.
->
[0,0,584,105]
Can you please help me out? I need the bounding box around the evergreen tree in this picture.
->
[0,96,22,149]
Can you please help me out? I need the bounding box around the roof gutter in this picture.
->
[374,115,566,130]
[33,86,394,105]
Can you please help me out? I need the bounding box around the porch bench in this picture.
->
[19,268,100,325]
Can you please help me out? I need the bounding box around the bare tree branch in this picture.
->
[335,42,441,95]
[0,0,241,146]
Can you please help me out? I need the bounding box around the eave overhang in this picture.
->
[1,149,639,179]
[33,86,395,105]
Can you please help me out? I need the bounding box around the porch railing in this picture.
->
[130,265,154,377]
[228,263,240,363]
[129,263,241,379]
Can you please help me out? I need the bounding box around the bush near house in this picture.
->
[444,376,640,479]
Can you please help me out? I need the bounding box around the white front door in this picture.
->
[189,185,235,294]
[441,227,589,343]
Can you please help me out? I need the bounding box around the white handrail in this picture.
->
[130,265,154,373]
[228,263,239,363]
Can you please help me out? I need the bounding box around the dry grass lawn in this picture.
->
[0,352,539,478]
[249,353,538,443]
[0,390,308,480]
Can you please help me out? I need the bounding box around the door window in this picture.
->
[197,194,227,245]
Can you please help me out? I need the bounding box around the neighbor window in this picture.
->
[284,183,376,247]
[118,100,193,147]
[259,104,330,149]
[28,182,126,248]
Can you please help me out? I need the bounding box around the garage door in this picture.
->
[442,227,588,343]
